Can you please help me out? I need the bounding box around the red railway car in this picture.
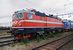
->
[12,9,64,39]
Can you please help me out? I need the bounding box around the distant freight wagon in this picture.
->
[11,9,73,40]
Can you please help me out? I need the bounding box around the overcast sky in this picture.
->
[0,0,73,26]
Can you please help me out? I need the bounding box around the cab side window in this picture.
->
[28,13,33,19]
[18,13,23,18]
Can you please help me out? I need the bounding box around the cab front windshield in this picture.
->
[13,13,23,19]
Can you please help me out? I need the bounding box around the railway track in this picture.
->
[32,34,73,50]
[58,39,73,50]
[0,35,15,47]
[56,39,73,50]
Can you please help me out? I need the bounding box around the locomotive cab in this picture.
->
[12,10,34,27]
[12,10,35,39]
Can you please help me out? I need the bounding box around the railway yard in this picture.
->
[0,9,73,50]
[0,30,73,50]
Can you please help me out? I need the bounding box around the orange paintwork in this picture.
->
[12,12,64,28]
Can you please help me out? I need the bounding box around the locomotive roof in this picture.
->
[14,9,26,13]
[14,9,61,20]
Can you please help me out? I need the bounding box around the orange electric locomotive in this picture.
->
[12,9,64,40]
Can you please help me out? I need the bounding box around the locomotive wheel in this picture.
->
[15,34,32,40]
[23,34,32,39]
[16,34,23,40]
[64,29,69,32]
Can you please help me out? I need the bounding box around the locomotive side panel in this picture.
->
[46,17,63,28]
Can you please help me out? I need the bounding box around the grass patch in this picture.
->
[14,31,64,46]
[19,39,31,45]
[31,31,64,42]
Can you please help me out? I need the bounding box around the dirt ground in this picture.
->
[59,40,73,50]
[0,31,73,50]
[0,30,11,36]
